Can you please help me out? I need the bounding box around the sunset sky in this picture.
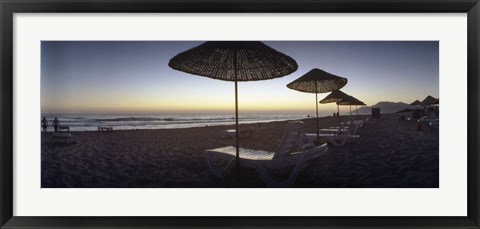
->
[41,41,439,115]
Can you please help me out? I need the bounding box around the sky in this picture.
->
[41,41,439,115]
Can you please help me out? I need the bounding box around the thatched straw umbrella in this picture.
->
[320,90,352,127]
[409,100,422,119]
[337,95,366,117]
[169,41,298,164]
[420,95,439,119]
[420,95,439,106]
[410,100,421,106]
[286,68,347,144]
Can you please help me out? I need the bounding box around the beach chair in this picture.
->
[304,131,359,147]
[206,121,328,187]
[322,125,358,136]
[58,125,70,132]
[343,120,364,129]
[320,120,362,136]
[98,126,114,132]
[52,132,72,144]
[418,117,439,130]
[220,127,256,139]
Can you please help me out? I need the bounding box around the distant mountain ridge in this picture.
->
[353,101,413,114]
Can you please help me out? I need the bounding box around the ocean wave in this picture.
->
[41,113,309,131]
[94,117,172,122]
[93,117,237,122]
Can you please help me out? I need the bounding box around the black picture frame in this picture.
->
[1,0,479,228]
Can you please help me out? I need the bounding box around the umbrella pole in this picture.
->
[235,80,239,166]
[315,92,319,144]
[337,104,340,127]
[315,83,319,144]
[428,105,431,120]
[234,51,240,166]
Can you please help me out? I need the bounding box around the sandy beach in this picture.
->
[41,113,439,188]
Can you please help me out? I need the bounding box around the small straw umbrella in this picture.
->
[169,41,298,164]
[410,100,422,119]
[337,95,366,117]
[286,68,347,144]
[420,95,439,119]
[320,90,352,127]
[421,96,439,106]
[410,100,421,106]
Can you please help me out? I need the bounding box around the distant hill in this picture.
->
[353,101,414,114]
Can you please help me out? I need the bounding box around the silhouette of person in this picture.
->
[53,117,60,132]
[41,117,48,132]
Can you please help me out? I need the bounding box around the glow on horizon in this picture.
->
[41,41,439,114]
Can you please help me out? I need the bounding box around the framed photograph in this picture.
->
[1,0,479,228]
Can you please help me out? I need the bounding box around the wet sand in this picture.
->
[41,113,439,188]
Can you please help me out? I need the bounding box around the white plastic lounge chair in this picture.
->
[52,132,71,144]
[341,120,363,132]
[320,122,361,137]
[98,126,113,132]
[418,116,439,123]
[418,117,439,130]
[58,125,70,132]
[206,121,328,187]
[221,127,256,139]
[304,131,359,146]
[326,118,365,136]
[320,127,356,136]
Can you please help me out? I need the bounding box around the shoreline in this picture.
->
[43,114,372,133]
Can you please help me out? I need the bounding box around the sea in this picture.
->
[40,113,326,132]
